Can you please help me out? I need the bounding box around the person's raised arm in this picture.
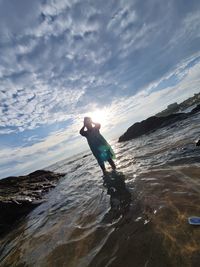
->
[92,122,101,130]
[80,126,87,136]
[79,126,85,136]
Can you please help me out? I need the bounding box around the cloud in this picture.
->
[1,1,200,132]
[0,0,41,39]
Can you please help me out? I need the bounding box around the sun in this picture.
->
[88,108,108,125]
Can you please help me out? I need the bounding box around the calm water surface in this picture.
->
[0,113,200,267]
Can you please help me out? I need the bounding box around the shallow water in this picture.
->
[0,114,200,267]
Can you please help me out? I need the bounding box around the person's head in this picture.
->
[84,117,92,129]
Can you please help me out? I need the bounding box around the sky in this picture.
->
[1,0,200,178]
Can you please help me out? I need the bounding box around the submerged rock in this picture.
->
[119,105,200,142]
[0,170,65,236]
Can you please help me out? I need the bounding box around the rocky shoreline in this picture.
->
[119,104,200,142]
[0,170,65,237]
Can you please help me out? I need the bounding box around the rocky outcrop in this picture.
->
[0,170,65,236]
[119,105,200,142]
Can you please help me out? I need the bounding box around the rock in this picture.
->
[190,104,200,114]
[118,113,188,142]
[0,170,65,237]
[196,140,200,147]
[118,103,200,142]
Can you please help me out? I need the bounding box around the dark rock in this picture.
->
[119,104,200,142]
[0,170,65,237]
[190,104,200,114]
[118,113,188,142]
[196,140,200,147]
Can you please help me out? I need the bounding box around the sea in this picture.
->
[0,112,200,267]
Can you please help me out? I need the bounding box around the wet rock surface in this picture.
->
[119,104,200,142]
[0,170,65,236]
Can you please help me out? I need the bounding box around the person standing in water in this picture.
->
[80,117,116,175]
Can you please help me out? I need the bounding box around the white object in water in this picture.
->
[188,217,200,225]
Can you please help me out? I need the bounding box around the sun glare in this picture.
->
[88,109,108,125]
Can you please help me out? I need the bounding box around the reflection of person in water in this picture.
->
[103,172,131,222]
[80,117,116,175]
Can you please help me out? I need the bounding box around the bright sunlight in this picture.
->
[87,108,110,126]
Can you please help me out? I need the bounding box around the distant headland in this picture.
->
[156,92,200,117]
[119,93,200,142]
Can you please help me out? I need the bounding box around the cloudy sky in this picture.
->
[1,0,200,178]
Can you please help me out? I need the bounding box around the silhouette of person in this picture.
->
[80,117,116,175]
